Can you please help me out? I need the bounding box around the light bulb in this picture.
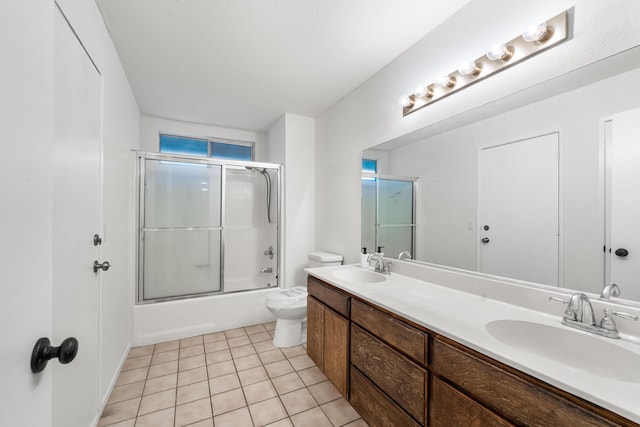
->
[486,43,509,61]
[522,22,548,42]
[458,61,481,76]
[414,85,433,98]
[401,96,414,108]
[434,75,455,88]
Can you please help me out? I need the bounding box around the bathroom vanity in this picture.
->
[306,266,640,427]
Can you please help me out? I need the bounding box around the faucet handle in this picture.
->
[600,308,639,332]
[549,296,577,321]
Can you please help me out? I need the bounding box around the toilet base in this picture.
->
[272,318,307,348]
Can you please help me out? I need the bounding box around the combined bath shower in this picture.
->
[246,166,273,223]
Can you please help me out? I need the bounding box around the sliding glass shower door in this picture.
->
[138,153,280,303]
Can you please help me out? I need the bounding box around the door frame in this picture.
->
[476,130,565,287]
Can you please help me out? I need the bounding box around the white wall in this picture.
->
[0,1,54,426]
[139,115,268,160]
[315,0,640,266]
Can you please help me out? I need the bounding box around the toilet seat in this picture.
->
[265,287,307,308]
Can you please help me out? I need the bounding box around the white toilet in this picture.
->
[265,251,343,347]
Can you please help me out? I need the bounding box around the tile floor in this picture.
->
[98,322,368,427]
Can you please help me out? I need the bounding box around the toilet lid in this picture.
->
[266,287,308,304]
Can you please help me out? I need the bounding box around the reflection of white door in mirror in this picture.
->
[607,108,640,301]
[478,133,559,285]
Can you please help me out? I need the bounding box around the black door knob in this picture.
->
[31,337,79,373]
[93,260,111,273]
[481,237,490,244]
[615,248,629,257]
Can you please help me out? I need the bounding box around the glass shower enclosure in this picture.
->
[137,152,280,303]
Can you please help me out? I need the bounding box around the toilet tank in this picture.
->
[308,251,343,268]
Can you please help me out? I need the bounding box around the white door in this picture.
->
[53,8,102,426]
[479,133,559,285]
[607,108,640,301]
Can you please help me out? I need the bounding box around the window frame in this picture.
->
[159,133,255,161]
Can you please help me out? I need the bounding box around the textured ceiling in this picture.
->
[96,0,472,131]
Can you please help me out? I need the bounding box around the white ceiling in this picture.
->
[96,0,472,131]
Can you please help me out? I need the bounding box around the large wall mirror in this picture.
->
[362,45,640,305]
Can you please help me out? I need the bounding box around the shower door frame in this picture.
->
[136,152,281,304]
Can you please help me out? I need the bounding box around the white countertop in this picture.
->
[305,264,640,424]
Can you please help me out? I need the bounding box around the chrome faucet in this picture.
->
[601,283,621,299]
[398,251,412,260]
[367,254,392,275]
[550,292,638,339]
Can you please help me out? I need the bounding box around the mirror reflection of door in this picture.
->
[606,108,640,301]
[479,133,560,285]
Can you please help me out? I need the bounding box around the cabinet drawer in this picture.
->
[351,324,426,424]
[352,299,426,364]
[432,338,622,427]
[430,376,513,427]
[307,277,349,317]
[350,366,421,427]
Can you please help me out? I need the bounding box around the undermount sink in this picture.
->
[486,319,640,383]
[331,268,387,283]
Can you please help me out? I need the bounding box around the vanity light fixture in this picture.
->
[402,9,569,116]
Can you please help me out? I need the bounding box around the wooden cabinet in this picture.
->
[306,278,349,397]
[306,275,639,427]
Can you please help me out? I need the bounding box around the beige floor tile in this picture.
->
[271,372,305,395]
[297,367,327,386]
[151,349,179,365]
[185,418,214,427]
[180,335,204,348]
[101,419,135,427]
[279,388,318,416]
[264,321,277,331]
[231,344,257,359]
[343,419,369,427]
[244,324,267,335]
[233,354,262,371]
[98,398,140,426]
[178,366,208,387]
[121,355,152,371]
[206,349,232,364]
[321,398,360,426]
[258,349,285,365]
[243,379,277,405]
[308,380,341,405]
[213,407,254,427]
[144,373,177,395]
[227,335,251,348]
[249,331,272,343]
[264,419,293,427]
[107,381,145,405]
[155,340,180,353]
[224,328,247,339]
[281,346,306,359]
[238,366,269,386]
[203,331,226,343]
[179,354,206,371]
[210,387,247,415]
[207,360,236,378]
[264,360,294,379]
[177,380,210,406]
[288,354,314,371]
[134,407,174,427]
[289,407,333,427]
[180,344,205,359]
[138,388,176,416]
[175,397,212,426]
[115,367,148,387]
[205,340,229,353]
[253,340,279,354]
[209,372,241,395]
[148,360,179,379]
[128,345,155,359]
[248,397,288,427]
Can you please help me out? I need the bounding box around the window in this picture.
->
[159,134,253,161]
[362,158,377,174]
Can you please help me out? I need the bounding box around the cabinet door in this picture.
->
[324,308,349,397]
[431,377,513,427]
[306,296,324,370]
